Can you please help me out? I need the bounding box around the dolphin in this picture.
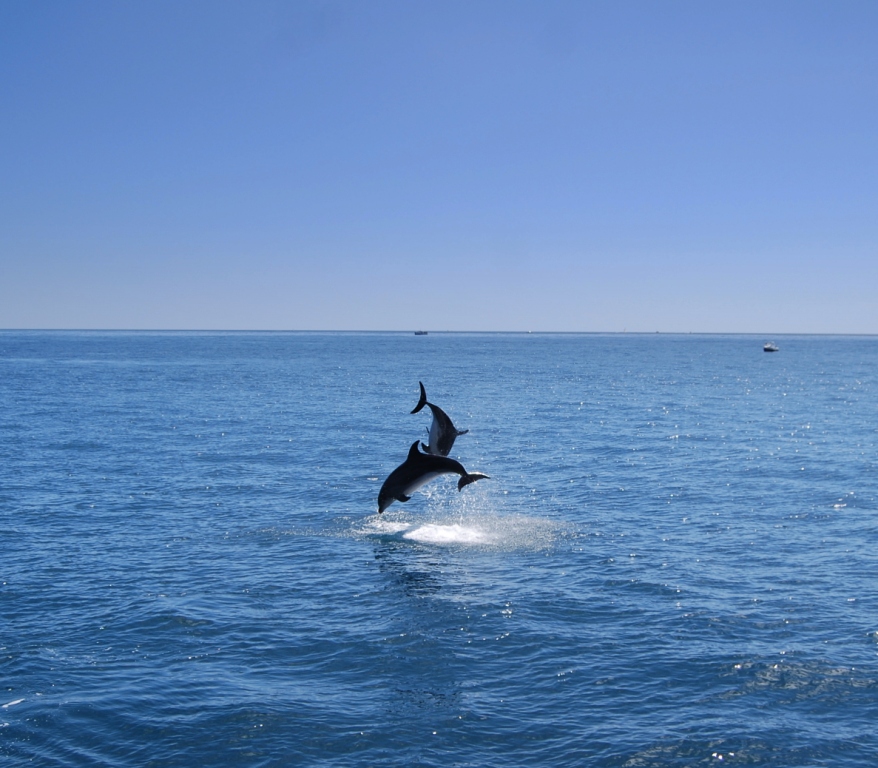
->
[410,381,469,457]
[377,440,489,513]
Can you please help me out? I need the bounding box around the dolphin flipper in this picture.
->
[410,381,428,414]
[456,428,469,436]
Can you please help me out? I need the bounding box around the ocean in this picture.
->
[2,331,876,767]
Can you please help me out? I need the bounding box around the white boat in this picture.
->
[763,342,779,352]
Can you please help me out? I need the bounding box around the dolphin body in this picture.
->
[410,381,469,457]
[377,440,489,513]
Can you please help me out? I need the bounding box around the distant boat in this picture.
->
[764,342,779,352]
[414,330,428,336]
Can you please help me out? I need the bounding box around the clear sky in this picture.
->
[1,1,876,333]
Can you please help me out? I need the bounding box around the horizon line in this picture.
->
[2,328,877,337]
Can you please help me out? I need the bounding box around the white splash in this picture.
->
[361,518,411,535]
[356,508,560,549]
[356,516,490,545]
[355,481,563,549]
[402,522,493,545]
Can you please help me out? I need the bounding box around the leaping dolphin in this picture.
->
[410,381,469,457]
[377,440,489,513]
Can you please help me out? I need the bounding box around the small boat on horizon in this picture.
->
[414,330,428,336]
[764,342,779,352]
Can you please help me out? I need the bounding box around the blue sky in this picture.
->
[2,1,876,332]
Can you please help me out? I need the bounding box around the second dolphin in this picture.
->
[410,381,469,457]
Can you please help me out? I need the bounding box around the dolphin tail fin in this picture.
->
[457,473,489,491]
[410,381,428,414]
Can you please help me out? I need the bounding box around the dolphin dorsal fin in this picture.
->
[406,440,423,460]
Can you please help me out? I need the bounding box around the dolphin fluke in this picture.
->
[410,381,428,414]
[457,472,489,491]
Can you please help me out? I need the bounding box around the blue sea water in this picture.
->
[2,331,877,767]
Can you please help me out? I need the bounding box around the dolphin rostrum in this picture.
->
[377,440,489,513]
[410,381,469,457]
